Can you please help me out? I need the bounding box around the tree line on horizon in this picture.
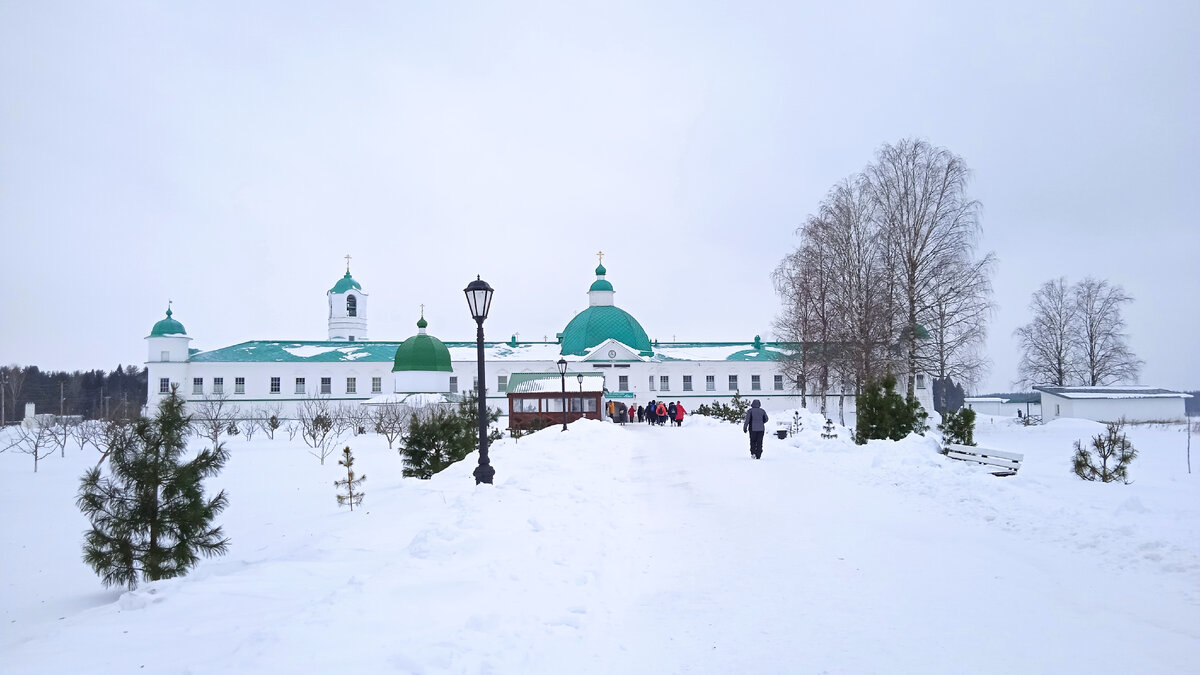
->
[0,364,147,423]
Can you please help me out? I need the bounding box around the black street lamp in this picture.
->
[464,276,495,485]
[557,358,568,431]
[576,373,583,392]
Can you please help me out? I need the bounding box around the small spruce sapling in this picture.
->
[334,446,366,510]
[789,412,804,436]
[1072,420,1137,484]
[821,418,838,439]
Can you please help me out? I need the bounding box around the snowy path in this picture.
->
[2,418,1198,673]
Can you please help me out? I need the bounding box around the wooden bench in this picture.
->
[945,443,1024,477]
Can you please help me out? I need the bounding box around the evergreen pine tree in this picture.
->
[938,407,977,451]
[400,393,500,480]
[854,374,927,444]
[334,446,366,510]
[76,387,229,589]
[1072,421,1137,484]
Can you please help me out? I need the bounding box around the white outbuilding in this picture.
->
[1034,386,1192,423]
[964,393,1041,418]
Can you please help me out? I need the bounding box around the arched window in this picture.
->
[347,294,357,317]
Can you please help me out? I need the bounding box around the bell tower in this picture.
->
[328,255,368,341]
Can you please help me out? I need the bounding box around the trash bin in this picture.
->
[775,429,788,440]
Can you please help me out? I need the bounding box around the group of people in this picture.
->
[608,396,772,461]
[633,400,686,426]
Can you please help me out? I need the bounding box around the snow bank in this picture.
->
[1,417,1197,673]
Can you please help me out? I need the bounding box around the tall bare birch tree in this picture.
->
[925,254,996,410]
[864,139,983,398]
[1073,277,1142,386]
[1015,278,1079,386]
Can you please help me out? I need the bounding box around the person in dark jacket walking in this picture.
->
[743,399,769,459]
[667,402,677,425]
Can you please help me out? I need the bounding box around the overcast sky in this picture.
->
[2,1,1197,394]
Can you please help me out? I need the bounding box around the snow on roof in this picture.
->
[652,343,791,362]
[506,373,606,394]
[966,393,1040,404]
[190,339,795,364]
[1033,386,1192,400]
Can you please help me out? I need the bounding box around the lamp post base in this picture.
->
[473,463,495,485]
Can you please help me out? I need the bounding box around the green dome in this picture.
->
[560,305,651,356]
[329,271,362,294]
[392,320,452,372]
[595,263,607,276]
[588,279,614,292]
[150,307,187,337]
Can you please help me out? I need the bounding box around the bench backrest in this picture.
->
[945,443,1024,471]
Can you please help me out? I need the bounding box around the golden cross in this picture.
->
[344,254,352,271]
[514,331,520,341]
[419,303,425,317]
[596,250,604,266]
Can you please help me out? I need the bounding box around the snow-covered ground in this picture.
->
[2,412,1198,674]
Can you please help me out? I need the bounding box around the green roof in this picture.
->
[588,279,614,292]
[559,305,652,356]
[149,308,187,337]
[329,271,362,294]
[595,263,607,276]
[392,321,453,372]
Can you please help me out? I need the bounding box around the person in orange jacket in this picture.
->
[655,401,668,426]
[673,401,686,426]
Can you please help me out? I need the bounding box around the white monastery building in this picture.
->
[144,259,936,421]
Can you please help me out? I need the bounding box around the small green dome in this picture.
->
[589,279,614,292]
[150,307,187,337]
[392,321,452,372]
[560,305,651,356]
[595,263,607,276]
[329,271,362,294]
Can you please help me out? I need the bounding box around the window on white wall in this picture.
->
[774,375,783,391]
[751,375,761,391]
[660,376,669,391]
[160,351,169,362]
[916,374,926,389]
[450,376,458,393]
[371,377,382,394]
[498,375,507,393]
[347,294,357,317]
[270,377,280,394]
[213,377,224,395]
[706,375,715,391]
[619,375,629,391]
[346,377,356,394]
[235,377,245,394]
[193,378,203,395]
[295,378,305,395]
[159,378,170,394]
[649,376,656,391]
[321,377,331,395]
[683,375,692,391]
[728,375,738,391]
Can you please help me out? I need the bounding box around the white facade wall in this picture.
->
[965,399,1042,418]
[1042,394,1186,423]
[148,353,937,423]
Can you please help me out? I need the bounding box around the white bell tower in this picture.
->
[328,255,368,341]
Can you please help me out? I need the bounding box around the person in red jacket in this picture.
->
[673,401,686,426]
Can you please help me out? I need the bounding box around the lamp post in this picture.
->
[464,276,495,485]
[557,358,568,431]
[576,373,583,392]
